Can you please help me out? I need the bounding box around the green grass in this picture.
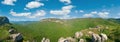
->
[11,18,120,42]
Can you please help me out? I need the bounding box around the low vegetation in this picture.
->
[11,18,120,42]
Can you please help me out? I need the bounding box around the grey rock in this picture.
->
[79,39,85,42]
[9,29,16,34]
[92,33,101,42]
[9,33,23,42]
[100,33,108,42]
[75,32,83,38]
[58,37,76,42]
[0,16,9,25]
[41,37,50,42]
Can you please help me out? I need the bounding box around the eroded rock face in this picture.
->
[75,32,83,38]
[100,33,108,42]
[79,39,85,42]
[91,33,108,42]
[92,33,101,42]
[41,37,50,42]
[9,29,16,34]
[0,16,9,25]
[9,33,23,42]
[58,37,76,42]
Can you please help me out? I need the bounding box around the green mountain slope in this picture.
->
[0,17,11,42]
[12,18,120,42]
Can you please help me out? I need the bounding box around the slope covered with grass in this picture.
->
[12,18,120,42]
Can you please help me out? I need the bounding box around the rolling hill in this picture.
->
[11,18,120,42]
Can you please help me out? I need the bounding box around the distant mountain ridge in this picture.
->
[0,16,9,25]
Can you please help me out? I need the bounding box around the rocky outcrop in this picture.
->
[58,37,76,42]
[9,29,16,34]
[75,32,83,38]
[92,33,101,42]
[79,39,85,42]
[91,33,108,42]
[8,29,23,42]
[9,33,23,42]
[41,37,50,42]
[0,16,9,25]
[100,33,108,42]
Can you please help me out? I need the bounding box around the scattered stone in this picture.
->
[105,26,109,29]
[9,33,23,42]
[92,33,101,42]
[100,33,108,42]
[88,31,94,35]
[58,37,76,42]
[41,37,50,42]
[75,32,83,38]
[95,26,101,28]
[0,16,9,25]
[8,29,16,34]
[79,39,85,42]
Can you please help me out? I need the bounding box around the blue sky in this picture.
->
[0,0,120,21]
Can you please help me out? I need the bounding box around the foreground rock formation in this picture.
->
[9,33,23,42]
[75,31,83,38]
[0,16,9,25]
[0,16,23,42]
[58,26,108,42]
[41,37,50,42]
[92,33,108,42]
[58,37,76,42]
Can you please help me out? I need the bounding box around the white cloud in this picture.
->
[60,15,70,19]
[60,0,71,4]
[10,9,46,18]
[83,11,97,18]
[75,10,84,13]
[91,11,97,14]
[83,14,93,18]
[83,11,109,18]
[10,9,31,16]
[25,1,44,9]
[97,12,109,18]
[1,0,17,5]
[80,10,84,13]
[28,10,46,18]
[50,5,74,15]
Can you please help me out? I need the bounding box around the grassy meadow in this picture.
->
[10,18,120,42]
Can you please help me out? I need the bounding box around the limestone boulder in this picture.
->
[58,37,76,42]
[75,32,83,38]
[41,37,50,42]
[100,33,108,42]
[79,39,85,42]
[8,29,16,34]
[9,33,23,42]
[92,33,101,42]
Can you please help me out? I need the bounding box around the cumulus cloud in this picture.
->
[1,0,17,5]
[60,0,71,4]
[25,1,44,9]
[60,15,70,19]
[97,12,109,18]
[10,9,46,18]
[50,5,74,15]
[75,10,84,13]
[83,14,93,17]
[80,10,84,13]
[83,11,109,18]
[10,10,31,16]
[91,11,97,14]
[28,10,46,18]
